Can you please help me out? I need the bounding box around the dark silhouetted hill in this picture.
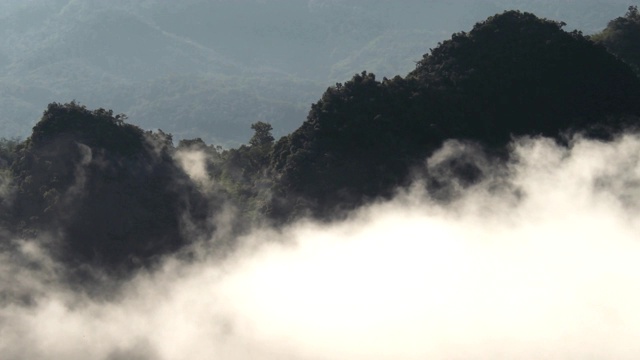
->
[267,11,640,220]
[2,8,640,278]
[9,103,216,273]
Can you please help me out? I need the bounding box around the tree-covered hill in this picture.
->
[7,103,217,273]
[409,11,640,144]
[1,8,639,277]
[267,10,640,219]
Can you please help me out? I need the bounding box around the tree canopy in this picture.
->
[266,10,640,220]
[592,6,640,76]
[9,102,215,274]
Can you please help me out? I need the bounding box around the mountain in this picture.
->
[1,7,640,275]
[267,10,640,219]
[0,0,636,145]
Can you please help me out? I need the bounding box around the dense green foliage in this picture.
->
[200,123,276,222]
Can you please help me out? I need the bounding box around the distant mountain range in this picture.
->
[0,0,636,145]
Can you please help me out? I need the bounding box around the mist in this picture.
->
[1,133,640,359]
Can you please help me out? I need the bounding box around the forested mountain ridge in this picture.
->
[1,9,639,276]
[0,0,636,144]
[267,10,640,219]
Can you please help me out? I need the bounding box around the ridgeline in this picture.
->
[1,9,639,275]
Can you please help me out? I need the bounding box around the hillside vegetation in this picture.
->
[592,6,640,75]
[0,8,639,277]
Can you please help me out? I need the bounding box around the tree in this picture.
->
[627,5,639,20]
[592,6,640,76]
[249,121,274,147]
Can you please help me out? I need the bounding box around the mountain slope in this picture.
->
[267,10,640,219]
[10,103,216,272]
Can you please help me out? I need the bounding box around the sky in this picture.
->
[2,132,640,359]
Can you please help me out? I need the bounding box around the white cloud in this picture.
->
[2,134,640,360]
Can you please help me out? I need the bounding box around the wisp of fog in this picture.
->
[2,133,640,360]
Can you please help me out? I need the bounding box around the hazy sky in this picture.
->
[2,132,640,359]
